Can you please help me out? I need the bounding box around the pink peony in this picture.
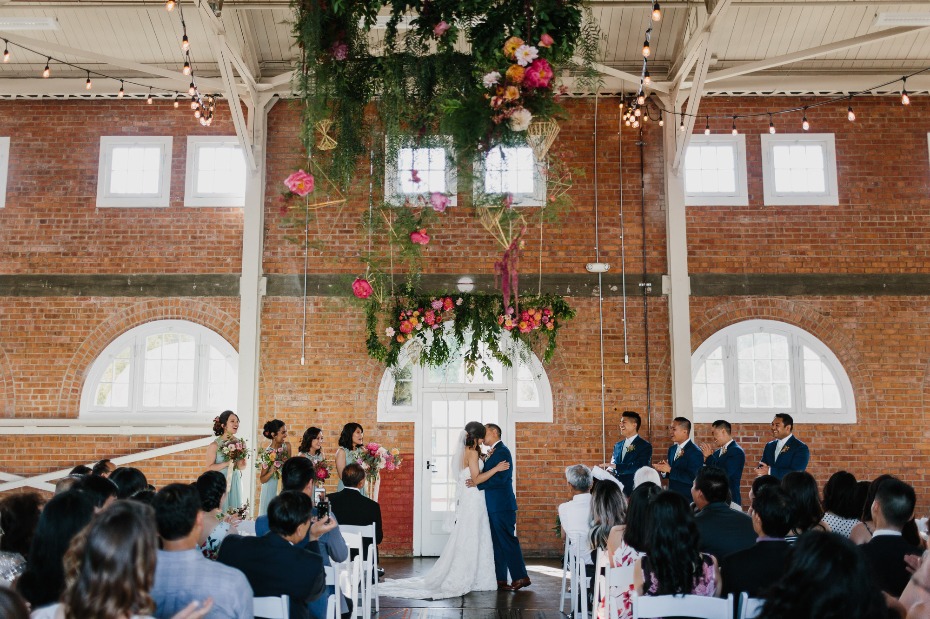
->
[430,192,449,213]
[523,58,553,89]
[331,41,348,60]
[352,278,373,299]
[284,169,314,196]
[433,20,450,37]
[410,228,430,245]
[538,33,554,48]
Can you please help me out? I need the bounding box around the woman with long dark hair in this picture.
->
[633,491,721,598]
[298,426,325,464]
[195,470,238,560]
[203,410,247,511]
[820,471,860,538]
[589,481,627,551]
[257,419,291,517]
[335,422,365,494]
[781,471,826,541]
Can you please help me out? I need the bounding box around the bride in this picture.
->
[379,420,511,599]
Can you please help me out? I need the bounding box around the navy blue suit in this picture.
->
[477,441,527,582]
[704,441,746,505]
[663,441,703,499]
[760,435,810,479]
[610,435,653,496]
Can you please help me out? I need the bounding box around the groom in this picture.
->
[477,423,530,591]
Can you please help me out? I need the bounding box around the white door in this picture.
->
[419,391,507,556]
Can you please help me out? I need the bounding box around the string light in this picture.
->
[652,1,662,21]
[118,81,125,98]
[769,114,776,134]
[634,107,642,117]
[658,113,664,127]
[642,38,651,58]
[188,81,196,96]
[679,116,685,132]
[42,57,50,78]
[183,54,191,76]
[802,108,810,131]
[901,78,910,105]
[2,40,9,63]
[147,88,153,104]
[181,34,190,52]
[643,69,651,86]
[731,116,738,135]
[173,95,180,108]
[165,0,176,11]
[637,92,645,106]
[704,116,710,135]
[85,71,92,90]
[847,104,855,122]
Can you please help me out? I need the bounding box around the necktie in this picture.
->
[622,440,629,460]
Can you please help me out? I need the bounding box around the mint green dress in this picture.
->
[214,436,243,511]
[337,446,368,497]
[258,444,290,517]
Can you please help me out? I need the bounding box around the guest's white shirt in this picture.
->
[558,493,593,564]
[774,434,793,461]
[872,528,903,538]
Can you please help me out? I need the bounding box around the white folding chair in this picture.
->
[559,533,591,618]
[591,548,610,615]
[341,530,370,618]
[604,563,636,618]
[341,523,379,615]
[632,593,733,619]
[738,592,765,619]
[324,563,343,619]
[253,595,289,619]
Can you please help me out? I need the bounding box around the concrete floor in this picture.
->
[377,557,573,618]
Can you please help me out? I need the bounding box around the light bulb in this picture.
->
[769,115,775,134]
[188,82,196,96]
[658,116,664,127]
[652,2,662,21]
[704,117,710,135]
[902,90,910,105]
[634,108,641,117]
[847,106,855,122]
[643,70,651,85]
[802,115,809,131]
[165,0,175,11]
[679,118,685,132]
[42,59,50,78]
[85,75,92,90]
[194,109,201,118]
[2,43,9,63]
[632,120,640,128]
[642,41,650,58]
[118,82,124,98]
[173,98,179,108]
[625,119,631,127]
[181,34,189,52]
[731,120,738,135]
[183,60,191,76]
[637,93,645,106]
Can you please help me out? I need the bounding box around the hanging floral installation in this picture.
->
[283,0,599,372]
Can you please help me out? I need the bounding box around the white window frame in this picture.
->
[384,138,458,205]
[184,136,247,207]
[684,134,749,206]
[760,133,839,206]
[474,145,546,207]
[0,137,9,209]
[96,136,173,208]
[80,320,238,425]
[692,319,856,424]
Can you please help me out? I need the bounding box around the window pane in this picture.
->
[484,146,535,196]
[771,143,827,194]
[736,332,791,409]
[195,144,246,198]
[206,347,237,411]
[802,345,842,409]
[109,146,163,196]
[397,147,446,194]
[684,142,740,196]
[692,346,725,410]
[143,332,196,408]
[95,348,131,408]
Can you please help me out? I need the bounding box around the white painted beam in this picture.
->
[578,59,671,94]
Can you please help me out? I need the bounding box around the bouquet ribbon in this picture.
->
[225,460,234,495]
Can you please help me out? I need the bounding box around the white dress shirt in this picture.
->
[774,434,793,461]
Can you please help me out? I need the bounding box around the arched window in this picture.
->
[691,319,855,424]
[80,320,238,424]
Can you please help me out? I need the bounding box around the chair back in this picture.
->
[632,593,733,619]
[605,564,636,618]
[738,592,765,619]
[253,595,289,619]
[341,523,379,615]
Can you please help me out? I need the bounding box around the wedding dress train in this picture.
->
[378,465,497,599]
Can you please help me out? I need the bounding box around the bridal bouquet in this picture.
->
[255,446,287,480]
[314,458,334,486]
[216,500,250,522]
[220,437,251,463]
[357,442,403,482]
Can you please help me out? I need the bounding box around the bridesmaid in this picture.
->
[257,419,291,517]
[204,410,246,511]
[298,427,324,464]
[336,422,366,495]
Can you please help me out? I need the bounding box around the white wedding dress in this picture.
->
[379,462,497,599]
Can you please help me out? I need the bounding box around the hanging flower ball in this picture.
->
[352,278,373,299]
[284,169,315,196]
[410,229,430,245]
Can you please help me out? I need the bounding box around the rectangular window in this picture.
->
[384,140,457,205]
[477,145,545,206]
[0,137,9,208]
[97,136,172,207]
[761,134,839,206]
[184,136,247,207]
[684,135,748,206]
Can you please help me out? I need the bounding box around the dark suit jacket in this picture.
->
[611,435,653,495]
[704,441,746,505]
[720,539,791,598]
[861,534,923,597]
[760,436,810,479]
[477,442,517,513]
[664,441,703,498]
[695,502,757,560]
[216,533,325,619]
[327,487,383,559]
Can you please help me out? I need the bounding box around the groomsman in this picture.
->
[601,411,653,496]
[654,417,703,499]
[756,414,810,480]
[700,419,746,506]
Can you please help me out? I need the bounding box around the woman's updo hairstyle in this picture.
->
[212,410,236,436]
[195,471,227,512]
[464,421,486,451]
[262,419,285,440]
[299,427,322,455]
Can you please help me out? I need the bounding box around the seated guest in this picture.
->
[633,491,721,598]
[109,466,149,500]
[748,475,779,517]
[195,470,239,560]
[0,492,43,584]
[700,419,746,506]
[68,465,91,476]
[601,411,653,496]
[692,466,756,559]
[756,531,895,619]
[653,417,703,500]
[91,458,116,477]
[16,491,95,611]
[605,482,660,619]
[721,485,794,598]
[633,466,661,489]
[53,477,79,495]
[151,483,253,619]
[588,479,627,554]
[218,491,333,619]
[781,471,826,541]
[851,474,896,544]
[328,463,383,559]
[820,470,860,538]
[861,478,922,597]
[558,464,594,561]
[0,589,29,619]
[73,473,118,511]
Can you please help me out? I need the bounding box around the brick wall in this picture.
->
[0,96,928,557]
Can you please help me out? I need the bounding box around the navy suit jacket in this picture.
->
[704,441,746,505]
[664,441,703,498]
[477,442,517,513]
[610,435,653,495]
[760,435,810,479]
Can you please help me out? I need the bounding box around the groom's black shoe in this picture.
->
[510,577,531,591]
[497,580,513,591]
